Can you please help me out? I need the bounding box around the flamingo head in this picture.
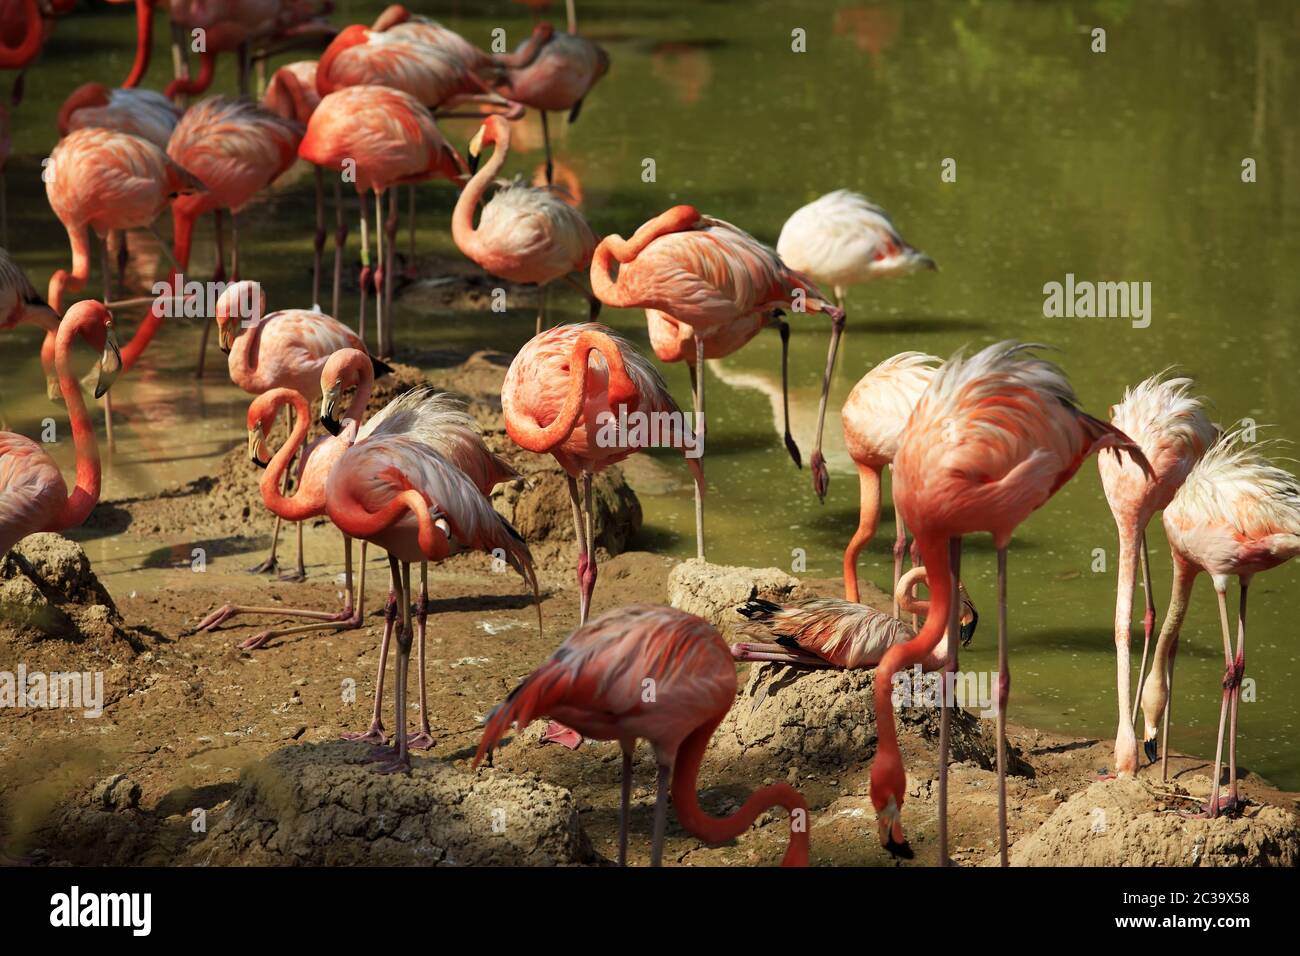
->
[371,3,411,30]
[319,347,369,435]
[93,318,122,399]
[316,24,371,95]
[214,280,266,353]
[870,748,912,859]
[246,390,289,468]
[466,115,509,174]
[57,83,111,137]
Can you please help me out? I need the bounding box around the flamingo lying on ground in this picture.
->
[1139,428,1300,815]
[491,21,608,185]
[167,96,303,375]
[452,114,598,333]
[778,191,936,499]
[325,419,538,772]
[319,349,521,749]
[474,604,810,866]
[870,342,1148,866]
[1097,373,1215,777]
[212,280,385,578]
[299,84,467,356]
[590,205,842,550]
[732,566,977,669]
[0,300,119,556]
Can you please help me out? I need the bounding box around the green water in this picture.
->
[3,0,1299,787]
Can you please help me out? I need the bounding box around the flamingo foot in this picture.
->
[342,721,386,745]
[193,604,238,631]
[1197,794,1242,818]
[540,720,583,750]
[238,630,274,650]
[277,569,307,583]
[407,730,436,751]
[1143,736,1159,765]
[884,837,914,860]
[810,450,830,501]
[248,555,279,575]
[371,753,411,775]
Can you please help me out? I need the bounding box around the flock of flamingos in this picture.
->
[1,1,1298,869]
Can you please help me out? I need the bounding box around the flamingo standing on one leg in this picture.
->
[777,191,936,500]
[1097,373,1216,778]
[0,300,120,556]
[299,84,467,358]
[840,351,940,608]
[452,114,598,333]
[211,280,384,578]
[474,604,810,866]
[318,349,520,748]
[590,205,843,552]
[732,565,977,670]
[1140,429,1300,814]
[869,342,1149,866]
[166,96,303,376]
[325,430,538,773]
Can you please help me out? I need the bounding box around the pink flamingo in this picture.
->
[474,604,809,866]
[299,84,468,356]
[0,300,120,556]
[1097,373,1215,777]
[1139,429,1300,815]
[590,205,843,546]
[840,351,939,608]
[732,566,977,669]
[778,191,937,499]
[167,95,303,375]
[212,280,383,578]
[869,342,1148,866]
[324,425,538,773]
[452,114,598,333]
[371,4,492,75]
[491,21,608,185]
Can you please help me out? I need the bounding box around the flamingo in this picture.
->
[869,341,1149,866]
[371,4,492,75]
[316,349,521,747]
[589,204,843,547]
[646,307,804,477]
[299,84,468,357]
[490,21,609,185]
[211,280,384,578]
[324,424,538,773]
[732,565,977,669]
[166,96,303,375]
[452,114,598,333]
[474,604,810,866]
[841,351,942,610]
[0,300,120,556]
[1097,373,1216,778]
[503,323,703,622]
[1,246,57,334]
[1139,429,1300,815]
[777,191,936,499]
[45,126,203,447]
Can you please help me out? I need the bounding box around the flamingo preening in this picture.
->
[474,604,810,867]
[777,190,936,499]
[1139,429,1300,815]
[0,300,120,556]
[1097,373,1216,777]
[869,342,1149,866]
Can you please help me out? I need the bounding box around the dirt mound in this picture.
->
[668,560,814,642]
[1007,776,1300,866]
[191,740,594,866]
[0,533,139,650]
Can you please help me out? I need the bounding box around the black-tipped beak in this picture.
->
[1144,737,1158,765]
[466,150,480,174]
[885,837,914,860]
[251,455,269,469]
[961,604,979,647]
[321,415,342,436]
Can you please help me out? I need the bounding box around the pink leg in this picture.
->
[343,562,395,745]
[1204,586,1235,817]
[730,642,836,669]
[407,563,435,751]
[373,559,413,774]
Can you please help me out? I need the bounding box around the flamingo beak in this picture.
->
[46,374,63,404]
[247,423,269,468]
[93,321,122,399]
[876,806,913,859]
[320,382,343,435]
[960,600,979,647]
[466,125,485,174]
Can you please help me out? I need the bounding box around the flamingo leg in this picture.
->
[231,536,368,649]
[383,188,398,323]
[344,560,396,745]
[248,406,294,575]
[1131,531,1158,725]
[994,546,1010,867]
[278,517,306,582]
[169,21,190,108]
[374,191,387,357]
[357,192,370,349]
[230,211,240,281]
[312,165,325,309]
[618,743,634,867]
[561,272,601,319]
[729,642,836,668]
[332,177,346,320]
[842,463,880,604]
[374,557,413,774]
[893,506,908,619]
[584,471,598,607]
[649,762,671,867]
[541,110,554,186]
[937,536,962,867]
[809,288,846,501]
[536,283,548,336]
[98,235,116,451]
[692,337,706,560]
[1160,631,1179,782]
[1206,585,1235,816]
[408,562,435,751]
[115,230,129,290]
[405,183,416,278]
[1226,582,1248,810]
[567,474,589,624]
[772,315,800,467]
[196,211,225,377]
[541,478,589,752]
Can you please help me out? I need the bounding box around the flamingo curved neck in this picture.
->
[505,331,629,454]
[329,483,449,561]
[590,206,700,309]
[0,0,42,69]
[164,50,215,100]
[451,126,511,264]
[260,391,316,521]
[49,223,93,314]
[52,313,103,531]
[121,0,154,87]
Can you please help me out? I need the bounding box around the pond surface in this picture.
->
[3,0,1299,786]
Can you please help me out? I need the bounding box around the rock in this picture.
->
[91,774,142,811]
[1008,777,1300,866]
[668,560,813,641]
[191,740,594,866]
[492,467,641,562]
[0,534,133,645]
